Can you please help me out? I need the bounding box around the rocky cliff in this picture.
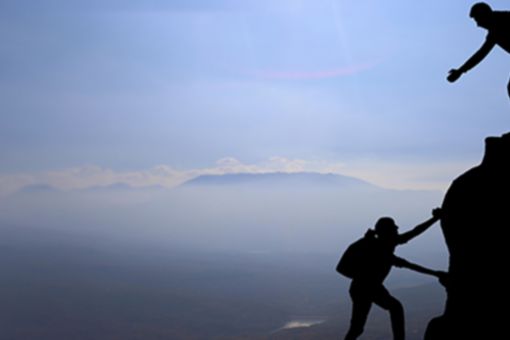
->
[425,133,510,339]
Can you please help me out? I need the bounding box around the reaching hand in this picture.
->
[432,207,443,220]
[436,271,450,288]
[447,69,462,83]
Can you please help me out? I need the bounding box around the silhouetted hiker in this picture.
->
[448,3,510,99]
[337,208,445,340]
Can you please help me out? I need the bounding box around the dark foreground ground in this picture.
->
[0,225,445,340]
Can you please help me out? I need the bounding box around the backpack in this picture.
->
[336,234,374,279]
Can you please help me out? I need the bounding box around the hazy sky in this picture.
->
[1,0,510,192]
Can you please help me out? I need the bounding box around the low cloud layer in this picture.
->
[0,157,472,198]
[0,157,339,197]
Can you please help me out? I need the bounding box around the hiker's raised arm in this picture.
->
[398,208,441,244]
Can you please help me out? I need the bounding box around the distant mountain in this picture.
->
[77,182,166,193]
[16,184,60,194]
[181,172,379,190]
[171,171,443,254]
[14,182,166,196]
[82,182,135,192]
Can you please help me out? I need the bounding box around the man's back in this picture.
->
[488,11,510,53]
[353,238,396,284]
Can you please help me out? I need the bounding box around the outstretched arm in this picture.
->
[394,257,446,278]
[448,38,496,82]
[398,208,441,244]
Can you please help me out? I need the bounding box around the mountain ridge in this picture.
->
[11,172,441,199]
[182,172,379,189]
[180,172,442,195]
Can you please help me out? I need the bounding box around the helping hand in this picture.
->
[447,69,462,83]
[432,207,443,219]
[436,271,450,288]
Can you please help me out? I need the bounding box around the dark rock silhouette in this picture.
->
[425,133,510,339]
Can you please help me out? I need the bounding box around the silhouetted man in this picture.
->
[343,209,444,340]
[448,3,510,99]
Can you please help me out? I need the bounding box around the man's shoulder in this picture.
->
[494,11,510,17]
[492,11,510,29]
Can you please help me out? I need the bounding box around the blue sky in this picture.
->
[1,0,510,193]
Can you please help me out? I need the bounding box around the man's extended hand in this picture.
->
[447,69,463,82]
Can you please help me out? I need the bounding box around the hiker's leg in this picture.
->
[373,286,405,340]
[344,286,372,340]
[344,299,372,340]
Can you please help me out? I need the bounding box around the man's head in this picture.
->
[470,2,493,28]
[375,217,399,240]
